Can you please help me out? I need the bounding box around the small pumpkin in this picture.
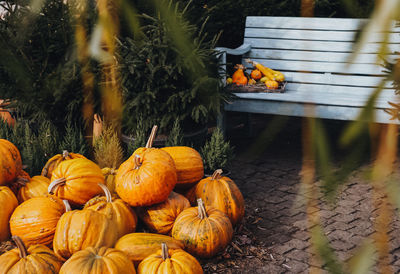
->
[53,208,119,261]
[115,233,184,266]
[9,195,67,246]
[84,183,138,238]
[0,139,22,186]
[0,186,18,241]
[48,157,104,205]
[116,126,177,206]
[171,198,233,258]
[194,169,245,226]
[102,167,118,194]
[233,75,248,85]
[250,69,262,80]
[161,146,204,189]
[265,80,279,89]
[60,246,136,274]
[17,175,50,203]
[136,191,190,235]
[0,236,62,273]
[232,64,246,82]
[137,243,203,274]
[41,150,86,179]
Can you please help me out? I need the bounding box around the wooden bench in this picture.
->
[216,16,400,131]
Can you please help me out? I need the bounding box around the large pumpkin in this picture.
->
[9,195,67,246]
[161,146,204,189]
[115,233,184,266]
[194,169,245,226]
[102,167,118,194]
[138,243,203,274]
[17,175,50,203]
[60,246,136,274]
[115,126,177,207]
[0,236,62,273]
[0,139,22,186]
[171,198,233,258]
[84,183,137,238]
[0,186,18,241]
[48,158,104,205]
[136,191,190,235]
[53,208,119,261]
[41,150,86,178]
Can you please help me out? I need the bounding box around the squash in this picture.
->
[232,64,246,82]
[116,126,177,206]
[137,243,203,274]
[265,80,279,89]
[60,246,136,274]
[0,236,62,273]
[17,175,50,203]
[250,69,262,80]
[161,146,204,189]
[84,183,137,238]
[48,158,104,205]
[115,233,184,266]
[136,191,190,235]
[0,139,22,186]
[0,186,18,241]
[53,208,119,261]
[171,198,233,258]
[41,150,86,179]
[194,169,244,226]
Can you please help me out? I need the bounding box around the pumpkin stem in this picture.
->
[211,169,223,180]
[63,200,71,212]
[145,125,158,148]
[133,155,142,169]
[197,198,208,219]
[98,183,113,203]
[110,168,117,175]
[62,150,69,159]
[161,243,169,260]
[14,174,29,187]
[48,178,67,194]
[12,236,28,258]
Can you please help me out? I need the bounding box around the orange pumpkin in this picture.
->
[84,183,138,238]
[9,195,67,246]
[250,69,262,80]
[116,126,177,207]
[0,236,62,273]
[60,246,136,274]
[102,167,118,194]
[53,208,119,261]
[265,80,279,89]
[233,75,248,85]
[232,64,245,82]
[8,170,31,197]
[0,109,15,127]
[194,169,245,226]
[138,243,203,274]
[0,186,18,241]
[161,146,204,189]
[41,150,86,179]
[171,198,233,258]
[17,175,50,203]
[115,233,184,266]
[48,158,104,205]
[136,191,190,235]
[0,139,22,186]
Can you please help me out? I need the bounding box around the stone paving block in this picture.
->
[324,221,355,232]
[326,229,354,242]
[292,230,311,241]
[282,259,308,273]
[329,239,356,251]
[285,248,309,262]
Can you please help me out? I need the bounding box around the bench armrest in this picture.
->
[215,43,252,55]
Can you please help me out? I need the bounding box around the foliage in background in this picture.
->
[125,115,148,155]
[93,124,124,168]
[59,121,89,156]
[200,127,234,172]
[165,118,184,146]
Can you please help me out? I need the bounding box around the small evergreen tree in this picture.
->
[93,124,124,168]
[59,121,89,156]
[126,115,147,156]
[165,118,184,146]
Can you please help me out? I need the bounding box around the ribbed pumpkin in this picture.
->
[53,208,119,261]
[137,191,190,235]
[48,158,104,205]
[171,198,233,258]
[0,139,22,186]
[9,195,67,246]
[161,146,204,189]
[115,233,184,266]
[194,169,245,226]
[102,167,118,194]
[0,186,18,241]
[60,247,136,274]
[116,126,177,206]
[138,243,203,274]
[84,183,137,238]
[41,150,86,179]
[0,236,62,273]
[17,175,50,203]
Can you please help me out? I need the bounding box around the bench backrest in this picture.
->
[241,16,399,109]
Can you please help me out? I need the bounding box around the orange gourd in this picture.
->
[17,175,50,203]
[137,243,203,274]
[171,198,233,258]
[41,150,86,179]
[232,64,245,82]
[0,139,22,186]
[250,69,262,80]
[0,186,18,241]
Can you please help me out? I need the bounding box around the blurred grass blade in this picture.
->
[121,0,143,39]
[347,240,376,274]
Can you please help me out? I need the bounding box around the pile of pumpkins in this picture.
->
[0,125,245,273]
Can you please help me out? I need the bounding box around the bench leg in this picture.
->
[217,111,226,137]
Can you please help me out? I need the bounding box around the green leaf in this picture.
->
[347,239,376,274]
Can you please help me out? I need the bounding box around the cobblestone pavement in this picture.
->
[220,116,400,273]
